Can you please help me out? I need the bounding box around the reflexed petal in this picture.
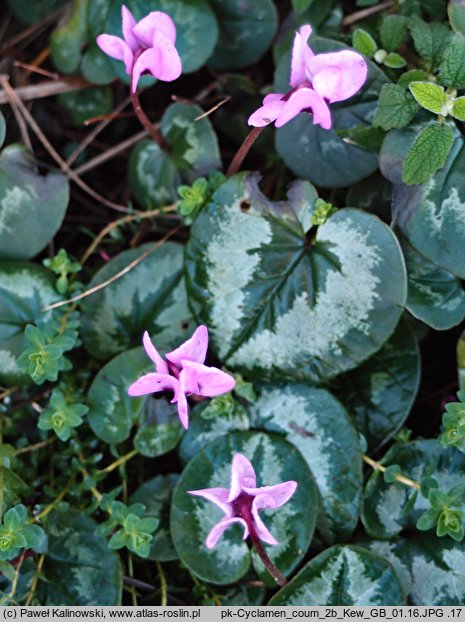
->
[228,453,256,502]
[96,34,134,74]
[179,367,200,396]
[133,11,177,48]
[275,87,332,129]
[175,385,189,429]
[290,24,313,88]
[142,331,169,374]
[244,481,298,507]
[181,360,236,397]
[166,325,208,368]
[187,488,232,516]
[248,96,286,127]
[251,495,279,545]
[205,517,248,549]
[307,50,368,103]
[127,372,178,397]
[121,5,138,52]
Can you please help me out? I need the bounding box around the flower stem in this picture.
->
[129,60,169,151]
[249,527,287,587]
[226,127,264,177]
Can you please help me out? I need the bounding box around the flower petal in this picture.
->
[251,494,279,545]
[166,325,208,368]
[96,34,134,74]
[248,95,286,127]
[142,331,169,374]
[127,372,178,397]
[187,487,232,516]
[307,50,368,103]
[133,11,177,48]
[243,481,298,507]
[181,360,236,397]
[290,24,313,88]
[205,517,248,549]
[275,87,332,130]
[174,384,189,429]
[121,5,138,52]
[228,453,256,502]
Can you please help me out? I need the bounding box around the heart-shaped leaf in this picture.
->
[0,112,5,149]
[185,173,406,383]
[207,0,277,70]
[251,384,362,541]
[80,242,194,361]
[0,262,60,386]
[380,122,465,278]
[362,440,465,539]
[171,431,317,585]
[269,545,405,605]
[0,145,69,260]
[333,318,420,451]
[364,535,465,605]
[275,38,389,188]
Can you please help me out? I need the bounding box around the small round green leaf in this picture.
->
[80,242,194,360]
[275,38,388,188]
[171,431,317,585]
[105,0,218,76]
[251,384,362,541]
[380,123,465,277]
[0,145,69,260]
[185,173,406,383]
[87,348,150,444]
[362,440,465,539]
[43,511,122,605]
[366,535,465,605]
[207,0,277,70]
[269,545,405,605]
[0,262,59,386]
[399,234,465,330]
[333,319,420,451]
[130,474,178,561]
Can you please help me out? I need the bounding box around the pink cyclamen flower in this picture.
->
[248,25,367,130]
[188,453,297,549]
[127,326,235,430]
[96,5,182,92]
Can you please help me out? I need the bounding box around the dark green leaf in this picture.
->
[0,112,5,150]
[373,84,419,130]
[269,545,405,605]
[185,173,406,384]
[6,0,66,25]
[80,242,193,360]
[207,0,277,70]
[402,123,454,185]
[449,0,465,36]
[380,15,408,52]
[129,141,179,209]
[409,16,453,69]
[57,87,113,126]
[333,319,420,452]
[353,29,377,57]
[292,0,313,14]
[171,431,317,585]
[251,384,362,542]
[440,32,465,88]
[0,145,69,260]
[80,43,115,85]
[134,397,182,458]
[50,0,88,74]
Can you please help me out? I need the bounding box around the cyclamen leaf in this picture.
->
[0,112,5,149]
[402,123,454,185]
[292,0,313,13]
[452,96,465,120]
[440,32,465,88]
[409,82,447,114]
[380,15,408,52]
[449,0,465,36]
[373,84,419,130]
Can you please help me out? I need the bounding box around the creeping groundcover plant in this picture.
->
[2,0,465,607]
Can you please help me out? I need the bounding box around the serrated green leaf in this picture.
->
[440,32,465,88]
[185,173,406,384]
[171,432,317,586]
[269,545,405,605]
[452,96,465,120]
[409,16,453,69]
[251,384,362,542]
[353,29,377,57]
[380,15,408,52]
[402,123,454,185]
[0,145,69,260]
[409,81,447,113]
[373,84,419,130]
